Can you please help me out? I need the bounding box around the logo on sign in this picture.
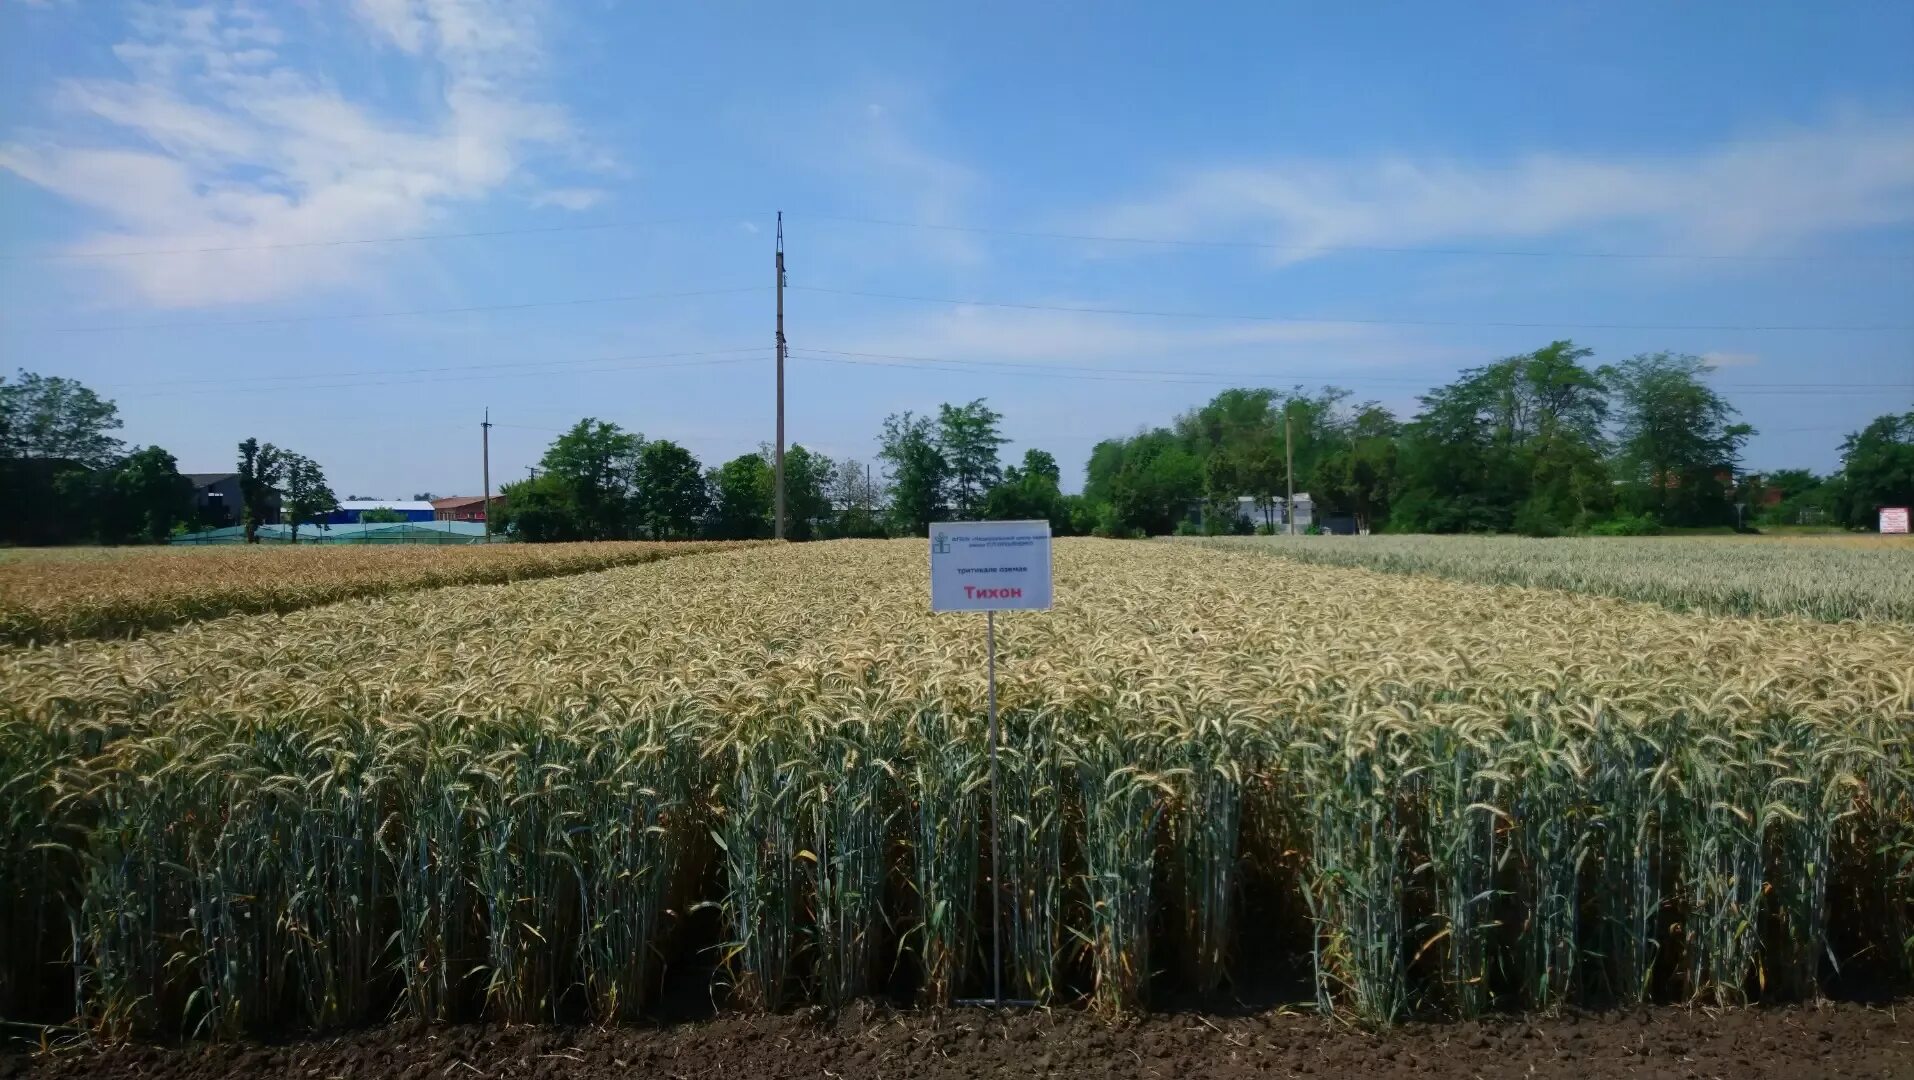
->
[933,531,951,555]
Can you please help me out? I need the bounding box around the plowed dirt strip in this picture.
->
[10,1001,1910,1080]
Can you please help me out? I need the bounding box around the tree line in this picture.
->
[497,343,1909,541]
[1080,344,1910,536]
[0,370,338,545]
[4,346,1910,546]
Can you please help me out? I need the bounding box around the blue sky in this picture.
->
[2,1,1911,497]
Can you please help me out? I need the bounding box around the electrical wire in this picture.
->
[22,286,767,333]
[790,212,1914,265]
[789,284,1914,333]
[105,346,767,390]
[793,345,1913,391]
[786,346,1912,397]
[122,353,766,399]
[0,215,761,261]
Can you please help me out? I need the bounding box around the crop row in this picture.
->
[1,541,1908,1035]
[1187,534,1914,622]
[0,540,770,647]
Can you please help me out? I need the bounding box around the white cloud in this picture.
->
[1085,115,1914,261]
[531,187,606,211]
[831,304,1362,363]
[0,2,593,307]
[1701,351,1761,369]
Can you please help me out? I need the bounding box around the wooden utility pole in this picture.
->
[1284,407,1295,535]
[478,407,493,540]
[482,408,492,543]
[774,212,787,540]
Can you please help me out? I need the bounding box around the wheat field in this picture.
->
[0,540,769,647]
[0,539,1907,1035]
[1189,534,1914,622]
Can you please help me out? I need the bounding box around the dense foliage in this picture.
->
[5,353,1907,547]
[2,541,1907,1033]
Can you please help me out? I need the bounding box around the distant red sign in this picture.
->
[1881,507,1910,534]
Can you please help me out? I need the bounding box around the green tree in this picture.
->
[633,439,708,539]
[1,370,130,544]
[983,448,1073,531]
[936,399,1007,518]
[1108,429,1204,536]
[1391,342,1612,534]
[879,410,949,533]
[761,443,836,540]
[1833,409,1914,530]
[494,474,582,542]
[0,369,125,466]
[1311,406,1401,533]
[825,457,888,538]
[281,452,340,543]
[359,507,407,524]
[236,437,284,544]
[104,446,194,543]
[1082,438,1130,507]
[708,453,774,539]
[1605,352,1753,526]
[539,419,643,539]
[1176,388,1284,524]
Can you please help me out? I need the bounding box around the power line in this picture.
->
[789,284,1914,333]
[793,212,1914,265]
[787,346,1912,396]
[122,352,766,399]
[106,346,766,390]
[19,286,767,333]
[0,214,761,261]
[795,345,1912,391]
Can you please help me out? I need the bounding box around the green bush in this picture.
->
[1585,513,1663,537]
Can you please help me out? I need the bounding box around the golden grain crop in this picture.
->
[0,540,771,646]
[1191,534,1914,622]
[0,539,1907,1035]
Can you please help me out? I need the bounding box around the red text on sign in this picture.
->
[964,585,1023,600]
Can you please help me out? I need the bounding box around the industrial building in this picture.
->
[185,473,278,526]
[324,500,437,525]
[431,495,503,522]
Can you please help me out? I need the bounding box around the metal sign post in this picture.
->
[929,520,1053,1008]
[984,606,1002,1005]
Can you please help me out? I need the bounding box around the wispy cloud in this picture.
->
[825,304,1365,364]
[531,187,607,211]
[1701,350,1761,369]
[773,89,982,267]
[1,1,593,307]
[1085,114,1914,261]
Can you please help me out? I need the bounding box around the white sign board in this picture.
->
[930,520,1053,612]
[1882,507,1910,534]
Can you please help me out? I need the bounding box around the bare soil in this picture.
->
[7,1001,1911,1080]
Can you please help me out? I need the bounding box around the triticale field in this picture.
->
[0,539,768,647]
[1188,533,1914,622]
[1,539,1908,1037]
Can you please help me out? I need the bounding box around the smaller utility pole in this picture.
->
[774,211,788,540]
[481,408,492,543]
[1284,407,1295,535]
